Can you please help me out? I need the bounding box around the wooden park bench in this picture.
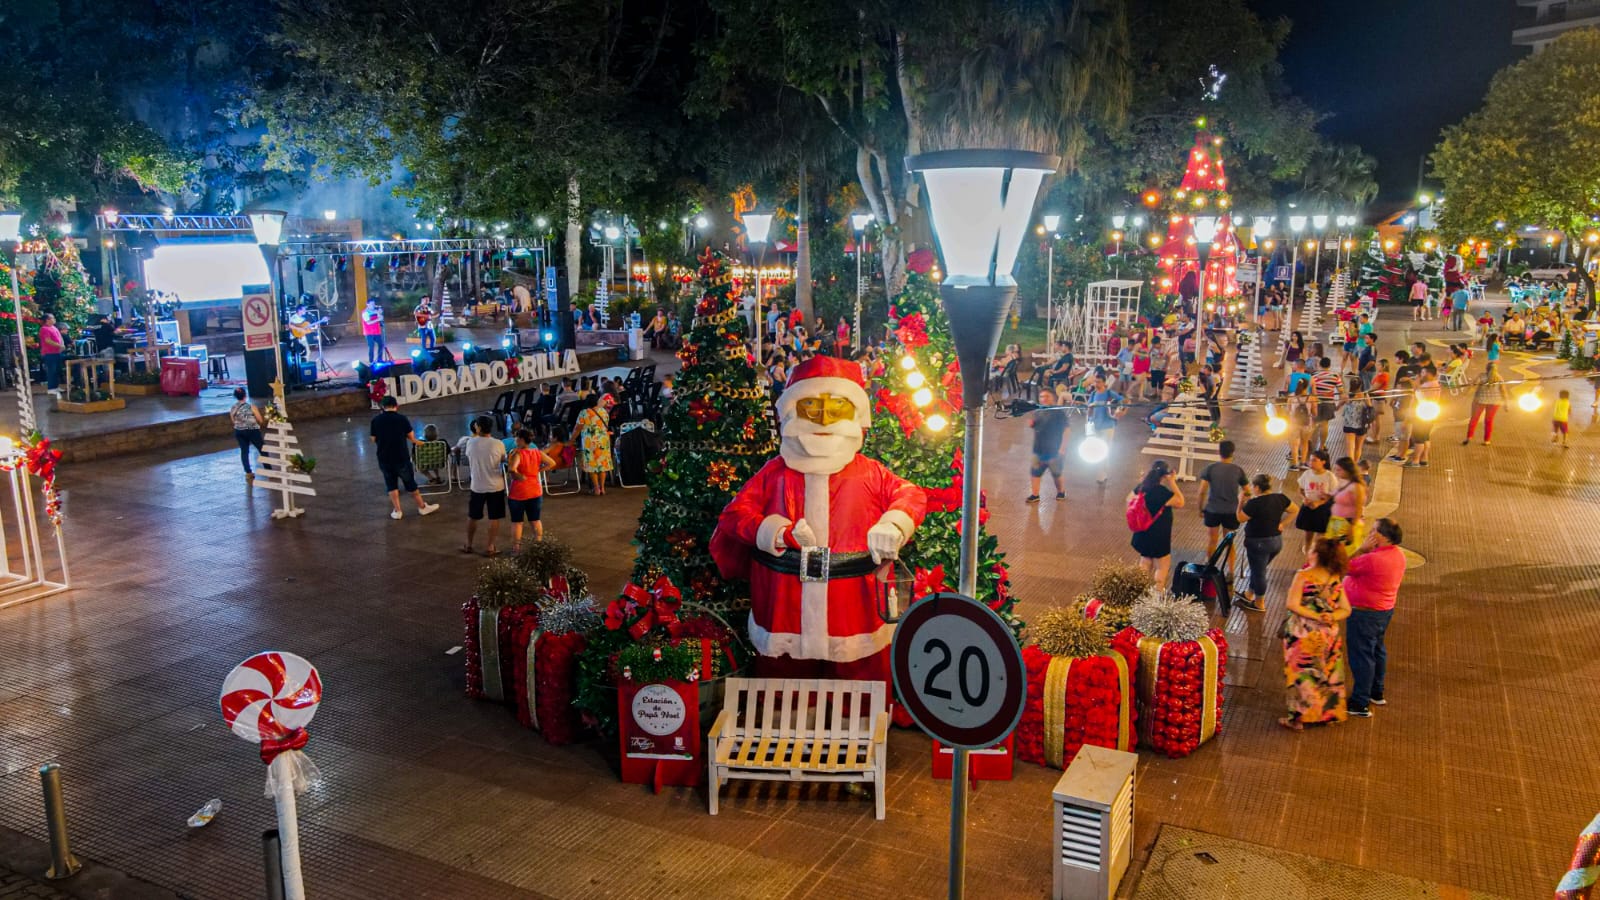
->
[707,677,890,819]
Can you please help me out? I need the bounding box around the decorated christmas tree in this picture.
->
[630,247,778,615]
[1151,118,1240,306]
[31,240,98,336]
[862,250,1020,632]
[0,252,40,364]
[1355,239,1408,303]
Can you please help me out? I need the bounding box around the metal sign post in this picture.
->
[891,589,1025,900]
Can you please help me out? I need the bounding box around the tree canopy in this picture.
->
[1432,28,1600,244]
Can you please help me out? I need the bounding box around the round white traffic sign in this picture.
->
[891,591,1024,749]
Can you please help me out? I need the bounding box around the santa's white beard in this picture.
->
[779,418,863,474]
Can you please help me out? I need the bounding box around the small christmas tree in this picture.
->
[31,240,97,337]
[1355,239,1407,304]
[862,250,1020,632]
[630,247,778,615]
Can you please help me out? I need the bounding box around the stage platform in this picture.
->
[8,339,634,463]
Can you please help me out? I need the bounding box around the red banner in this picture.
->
[618,680,701,790]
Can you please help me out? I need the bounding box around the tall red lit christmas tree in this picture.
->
[862,249,1020,632]
[1150,119,1241,309]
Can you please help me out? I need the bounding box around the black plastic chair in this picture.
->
[484,391,516,436]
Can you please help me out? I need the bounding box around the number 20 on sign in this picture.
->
[892,592,1025,750]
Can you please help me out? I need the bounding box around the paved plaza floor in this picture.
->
[0,306,1594,898]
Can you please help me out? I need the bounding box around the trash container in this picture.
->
[160,356,203,396]
[627,327,645,361]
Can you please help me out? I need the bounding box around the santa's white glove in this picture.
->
[788,519,818,549]
[867,520,908,564]
[755,516,817,556]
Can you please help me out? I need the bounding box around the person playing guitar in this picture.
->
[415,298,436,350]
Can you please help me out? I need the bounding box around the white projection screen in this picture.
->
[141,242,270,307]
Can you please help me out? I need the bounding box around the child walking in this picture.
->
[1553,389,1572,448]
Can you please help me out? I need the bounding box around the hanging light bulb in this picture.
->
[1079,435,1109,464]
[926,414,949,432]
[1264,403,1288,436]
[1415,398,1441,421]
[912,388,933,407]
[906,371,927,389]
[1518,389,1543,412]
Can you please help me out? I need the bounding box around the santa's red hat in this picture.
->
[777,356,871,426]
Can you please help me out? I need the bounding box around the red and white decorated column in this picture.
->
[220,651,323,900]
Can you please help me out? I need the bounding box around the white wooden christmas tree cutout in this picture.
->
[253,399,316,519]
[1140,392,1221,482]
[1229,327,1266,409]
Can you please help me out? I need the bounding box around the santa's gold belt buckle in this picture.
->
[799,547,831,582]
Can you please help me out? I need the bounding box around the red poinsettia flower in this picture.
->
[689,397,722,425]
[913,565,947,597]
[907,248,936,274]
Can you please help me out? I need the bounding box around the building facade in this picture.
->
[1513,0,1600,51]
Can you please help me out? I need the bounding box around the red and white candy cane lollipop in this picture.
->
[220,652,322,761]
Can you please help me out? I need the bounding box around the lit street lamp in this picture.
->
[248,209,289,410]
[1193,215,1219,315]
[744,212,773,365]
[1289,215,1307,307]
[1041,213,1061,337]
[851,213,875,352]
[907,146,1056,900]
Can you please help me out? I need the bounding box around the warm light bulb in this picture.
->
[1079,436,1109,464]
[0,437,15,457]
[912,388,933,407]
[926,414,948,432]
[1518,390,1542,412]
[1265,416,1288,436]
[1415,399,1441,421]
[906,371,926,389]
[899,355,917,371]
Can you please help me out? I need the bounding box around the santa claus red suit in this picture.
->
[710,356,926,683]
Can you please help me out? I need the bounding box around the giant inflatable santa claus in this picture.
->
[710,356,926,683]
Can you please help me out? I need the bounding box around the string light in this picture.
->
[1415,398,1441,421]
[912,388,933,407]
[905,371,926,389]
[1518,389,1543,412]
[926,414,948,432]
[1079,435,1109,464]
[899,355,917,371]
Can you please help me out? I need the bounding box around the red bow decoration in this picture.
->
[505,356,520,380]
[367,377,388,400]
[605,576,683,639]
[24,438,59,481]
[260,727,309,765]
[688,397,722,425]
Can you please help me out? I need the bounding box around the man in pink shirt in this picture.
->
[361,299,386,364]
[1342,518,1407,717]
[38,313,65,397]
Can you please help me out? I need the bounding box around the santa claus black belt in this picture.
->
[756,548,876,582]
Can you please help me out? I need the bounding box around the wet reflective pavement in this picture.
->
[0,310,1592,898]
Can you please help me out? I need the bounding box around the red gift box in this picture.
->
[1015,645,1135,769]
[510,619,587,745]
[462,596,538,702]
[931,735,1015,781]
[1112,626,1227,758]
[618,679,701,791]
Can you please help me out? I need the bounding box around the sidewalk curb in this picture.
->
[0,827,179,900]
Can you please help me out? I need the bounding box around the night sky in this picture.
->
[1249,0,1523,204]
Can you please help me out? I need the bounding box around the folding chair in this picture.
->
[542,443,582,496]
[1172,529,1238,618]
[411,440,453,495]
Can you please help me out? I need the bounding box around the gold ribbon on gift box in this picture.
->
[1136,634,1220,745]
[1040,653,1133,769]
[527,629,543,731]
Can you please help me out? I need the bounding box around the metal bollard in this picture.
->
[263,829,285,900]
[37,763,80,879]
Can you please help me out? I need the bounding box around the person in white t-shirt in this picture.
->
[461,415,508,557]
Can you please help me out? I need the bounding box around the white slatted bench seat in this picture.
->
[707,677,889,819]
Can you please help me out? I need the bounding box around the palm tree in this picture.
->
[1294,145,1379,209]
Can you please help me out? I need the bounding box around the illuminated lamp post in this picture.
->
[852,212,875,351]
[906,146,1056,900]
[744,212,773,365]
[1194,215,1219,316]
[248,209,288,409]
[1040,214,1061,336]
[1289,215,1307,312]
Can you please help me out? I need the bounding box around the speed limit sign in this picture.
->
[891,591,1025,750]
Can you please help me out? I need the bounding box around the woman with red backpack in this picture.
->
[1127,459,1186,585]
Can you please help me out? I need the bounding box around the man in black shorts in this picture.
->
[369,396,440,520]
[1025,388,1070,503]
[1197,439,1249,560]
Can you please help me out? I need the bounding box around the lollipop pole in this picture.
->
[268,754,306,900]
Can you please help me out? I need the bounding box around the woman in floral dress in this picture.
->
[1279,537,1352,731]
[573,394,614,495]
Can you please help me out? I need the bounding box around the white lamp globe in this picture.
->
[1043,214,1062,232]
[1289,215,1307,233]
[851,212,875,232]
[247,210,287,247]
[744,214,773,244]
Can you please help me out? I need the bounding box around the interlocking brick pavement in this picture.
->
[0,311,1592,898]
